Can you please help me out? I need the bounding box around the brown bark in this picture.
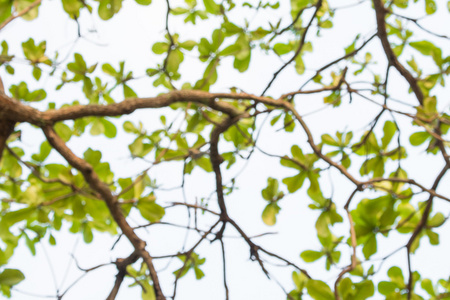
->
[0,76,15,163]
[373,0,424,105]
[42,126,166,300]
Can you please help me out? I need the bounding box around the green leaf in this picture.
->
[338,278,353,299]
[261,177,280,201]
[291,0,315,14]
[90,119,105,135]
[292,271,308,291]
[141,280,156,300]
[306,280,334,300]
[233,51,251,72]
[2,207,35,225]
[83,224,94,243]
[13,0,40,20]
[251,27,270,40]
[295,54,305,74]
[135,0,152,5]
[61,0,83,17]
[381,121,396,149]
[222,22,242,35]
[273,43,292,56]
[378,281,397,295]
[270,114,282,126]
[102,63,117,76]
[179,40,196,50]
[137,200,165,222]
[194,266,205,279]
[68,53,88,74]
[421,278,436,296]
[211,29,225,51]
[353,280,375,299]
[282,173,306,193]
[284,113,295,132]
[426,230,439,245]
[300,250,324,263]
[195,156,213,172]
[32,66,42,80]
[123,121,139,133]
[0,269,25,286]
[410,40,442,66]
[321,20,333,29]
[101,118,117,138]
[291,145,305,162]
[173,252,206,280]
[9,82,47,102]
[49,234,56,246]
[428,213,445,227]
[83,148,102,166]
[123,84,137,99]
[152,42,169,55]
[387,266,405,287]
[203,0,220,14]
[98,0,123,20]
[362,234,377,259]
[425,0,437,14]
[315,213,331,239]
[409,131,430,146]
[166,49,184,73]
[322,134,338,146]
[219,44,241,56]
[261,203,280,226]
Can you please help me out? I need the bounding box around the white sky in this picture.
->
[1,0,450,299]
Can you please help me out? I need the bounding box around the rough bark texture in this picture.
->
[0,76,15,163]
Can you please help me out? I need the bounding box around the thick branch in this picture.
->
[210,118,237,218]
[42,126,166,300]
[0,119,15,163]
[372,0,424,105]
[0,90,273,124]
[0,78,15,163]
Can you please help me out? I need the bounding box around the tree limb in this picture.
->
[42,125,166,300]
[372,0,424,105]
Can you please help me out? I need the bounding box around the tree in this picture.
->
[0,0,450,299]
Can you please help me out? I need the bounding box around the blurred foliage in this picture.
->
[1,0,450,299]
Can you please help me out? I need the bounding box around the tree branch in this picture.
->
[261,0,323,96]
[0,0,42,31]
[372,0,424,105]
[106,251,140,300]
[42,125,166,300]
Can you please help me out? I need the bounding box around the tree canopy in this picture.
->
[1,0,450,299]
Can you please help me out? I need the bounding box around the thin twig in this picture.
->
[0,0,42,31]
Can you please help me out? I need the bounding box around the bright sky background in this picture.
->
[1,0,450,299]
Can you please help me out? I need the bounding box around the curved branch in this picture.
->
[42,125,166,300]
[372,0,424,105]
[0,77,15,163]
